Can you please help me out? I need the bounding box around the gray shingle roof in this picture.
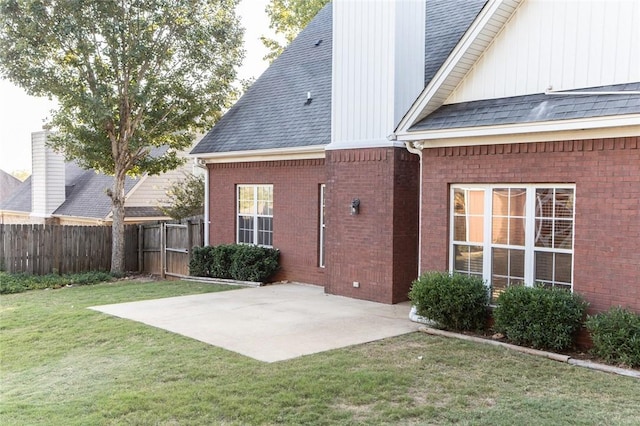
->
[0,175,31,212]
[0,161,138,219]
[409,82,640,132]
[0,170,22,203]
[191,3,333,155]
[125,206,165,218]
[424,0,487,85]
[192,0,486,155]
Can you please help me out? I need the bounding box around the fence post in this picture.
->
[137,224,144,273]
[160,222,166,279]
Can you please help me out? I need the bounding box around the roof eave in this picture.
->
[190,145,327,164]
[396,0,523,134]
[396,114,640,147]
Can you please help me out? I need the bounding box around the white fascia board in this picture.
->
[190,145,326,164]
[396,0,521,133]
[396,114,640,147]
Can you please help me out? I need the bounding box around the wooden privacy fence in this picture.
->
[0,224,138,274]
[139,218,204,277]
[0,218,203,276]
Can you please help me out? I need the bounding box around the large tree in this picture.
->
[261,0,328,61]
[0,0,243,273]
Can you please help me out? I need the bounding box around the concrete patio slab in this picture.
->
[90,283,418,362]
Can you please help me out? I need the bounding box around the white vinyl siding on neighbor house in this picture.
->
[450,184,575,302]
[446,0,640,104]
[237,185,273,247]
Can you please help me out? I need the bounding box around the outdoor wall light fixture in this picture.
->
[350,198,360,215]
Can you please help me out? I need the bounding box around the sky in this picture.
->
[0,0,273,176]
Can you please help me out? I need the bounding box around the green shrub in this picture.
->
[408,271,489,331]
[211,244,238,279]
[229,245,279,282]
[189,244,280,282]
[586,307,640,368]
[493,285,588,351]
[189,246,215,277]
[0,271,113,294]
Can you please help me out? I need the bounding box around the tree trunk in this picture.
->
[110,171,127,274]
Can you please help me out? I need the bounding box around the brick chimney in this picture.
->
[31,130,65,217]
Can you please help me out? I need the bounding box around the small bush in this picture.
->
[0,271,113,294]
[229,245,279,282]
[493,285,588,351]
[211,244,238,279]
[189,246,215,277]
[189,244,280,283]
[408,271,489,331]
[586,307,640,368]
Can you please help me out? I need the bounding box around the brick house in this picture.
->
[191,0,640,313]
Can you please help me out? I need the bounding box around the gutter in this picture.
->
[404,140,424,276]
[194,158,209,246]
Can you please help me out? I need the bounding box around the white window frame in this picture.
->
[237,184,273,247]
[319,184,326,268]
[449,184,576,296]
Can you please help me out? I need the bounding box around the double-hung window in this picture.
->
[237,185,273,247]
[451,184,575,302]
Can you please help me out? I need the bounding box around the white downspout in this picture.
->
[405,141,424,276]
[405,140,434,325]
[194,158,210,246]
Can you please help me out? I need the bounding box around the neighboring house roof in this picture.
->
[0,175,31,212]
[192,0,487,155]
[411,82,640,131]
[125,206,165,218]
[0,170,21,203]
[0,161,138,219]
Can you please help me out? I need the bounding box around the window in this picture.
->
[450,184,575,302]
[319,184,326,267]
[237,185,273,247]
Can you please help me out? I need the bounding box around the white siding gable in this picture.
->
[329,0,425,149]
[124,162,193,208]
[447,0,640,104]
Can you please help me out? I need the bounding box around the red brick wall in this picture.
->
[207,159,326,285]
[420,137,640,313]
[325,147,419,304]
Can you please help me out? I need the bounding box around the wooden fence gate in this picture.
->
[139,217,204,278]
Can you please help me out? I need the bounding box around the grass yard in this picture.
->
[1,280,639,425]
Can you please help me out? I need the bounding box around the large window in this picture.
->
[237,185,273,247]
[451,184,575,301]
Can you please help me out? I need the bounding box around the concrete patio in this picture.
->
[90,283,419,362]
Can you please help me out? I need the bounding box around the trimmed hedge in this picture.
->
[408,271,489,331]
[0,271,113,294]
[493,285,588,351]
[189,244,280,283]
[586,307,640,368]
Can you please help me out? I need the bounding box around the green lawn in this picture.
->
[1,280,639,425]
